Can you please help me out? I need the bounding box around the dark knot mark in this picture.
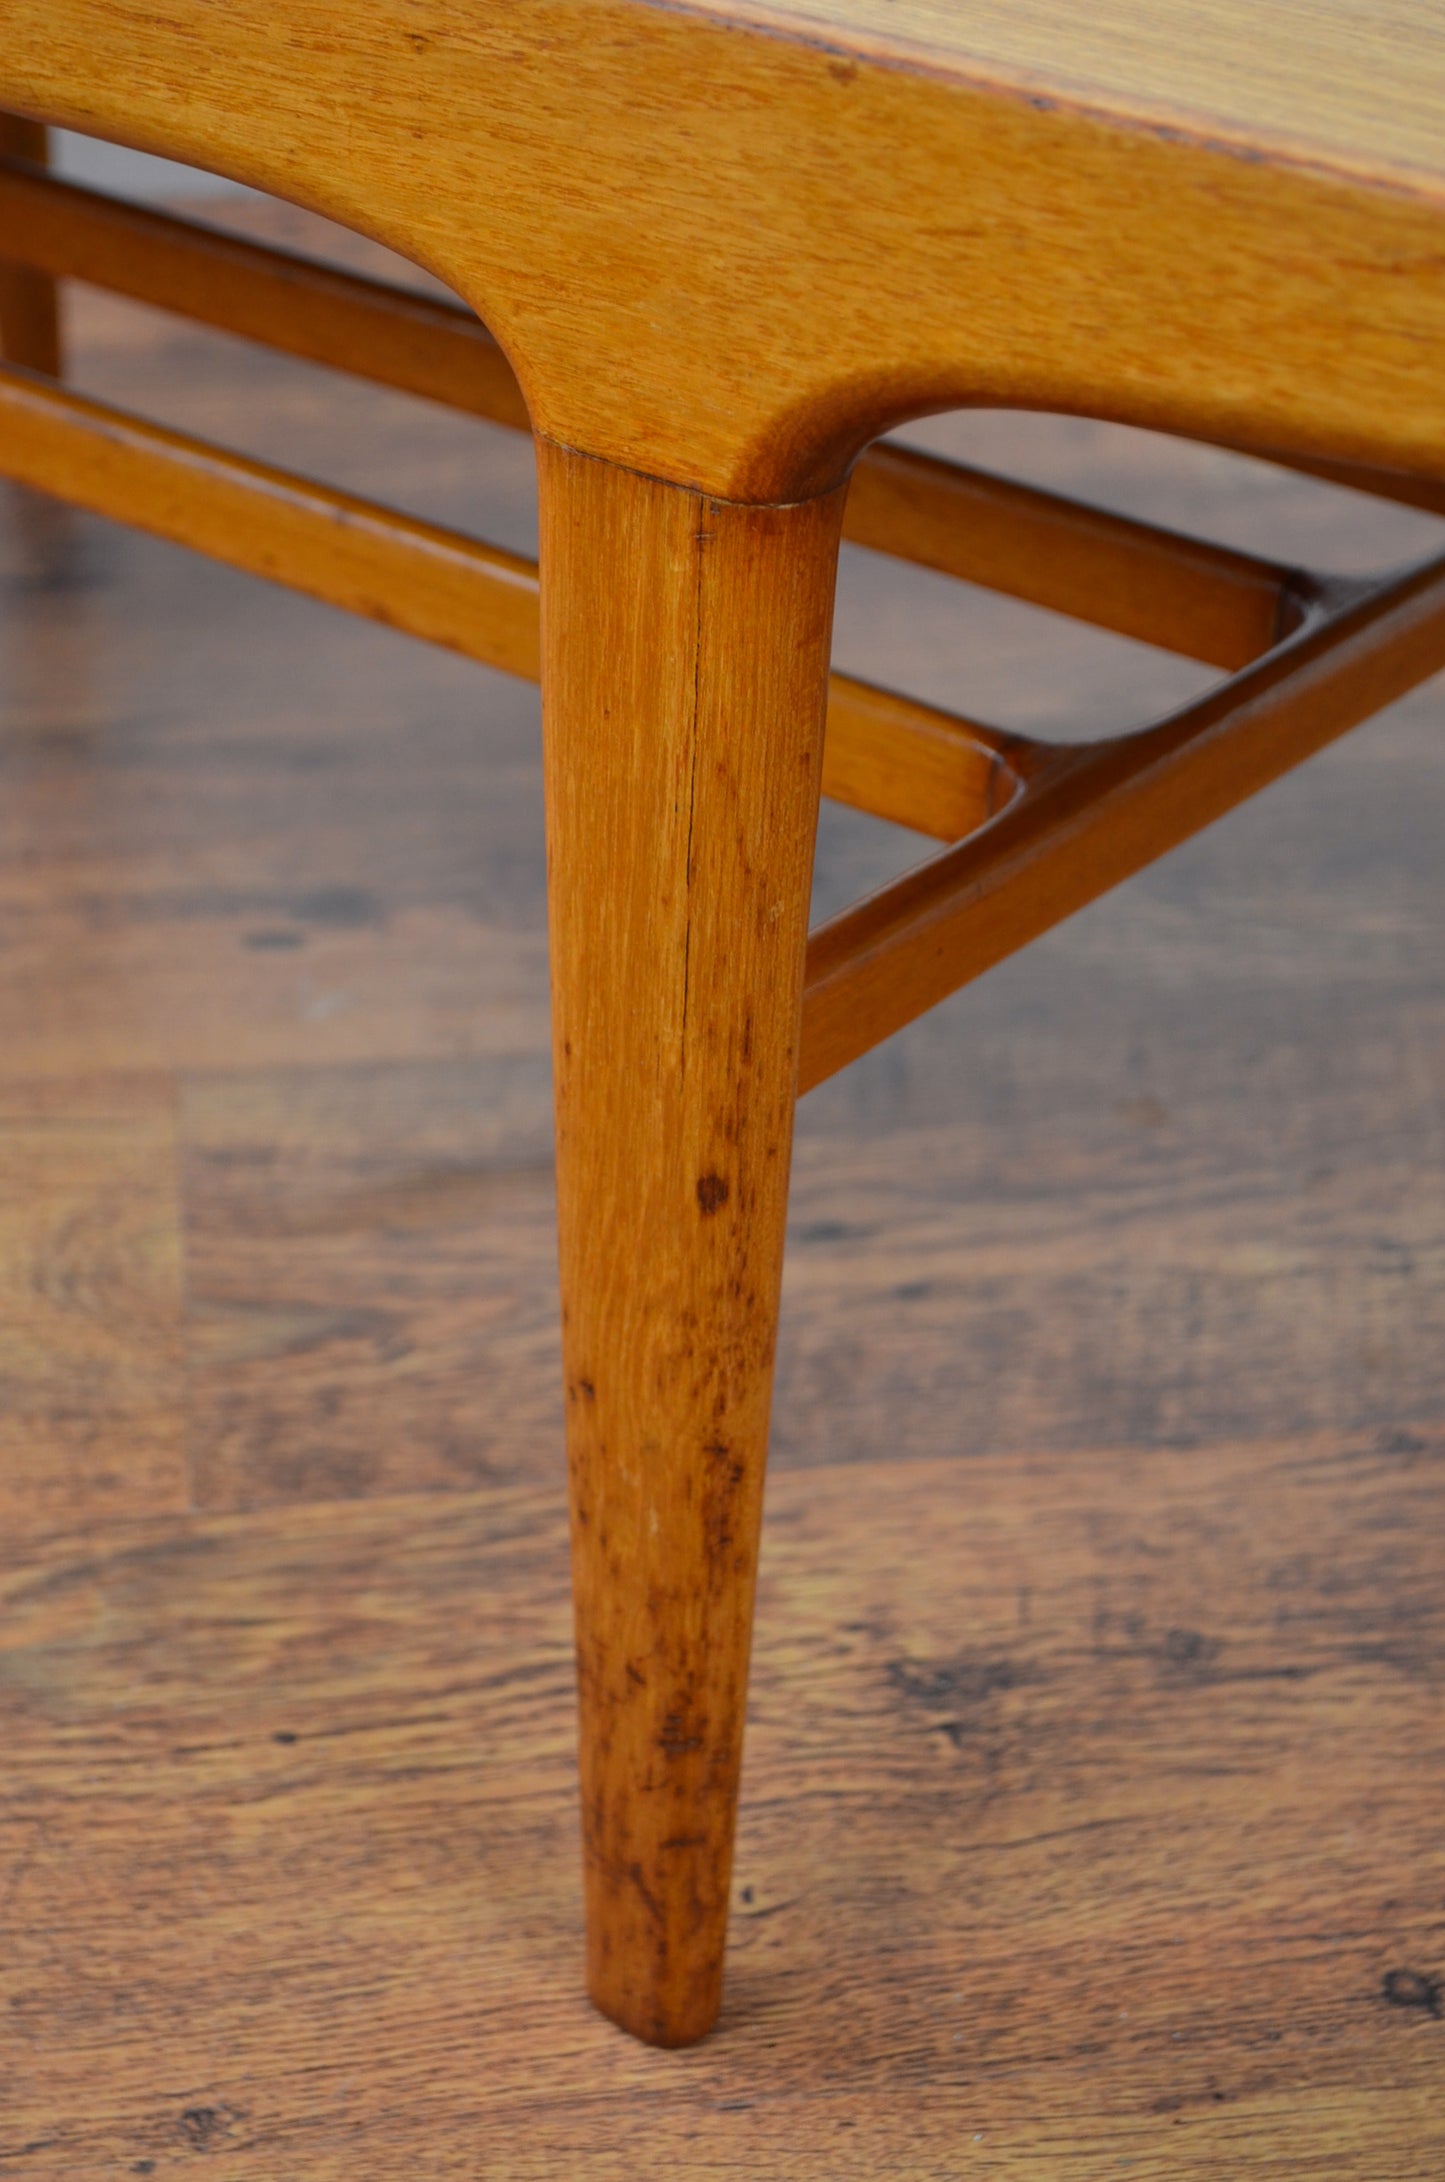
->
[178,2106,231,2149]
[887,1655,1020,1709]
[658,1709,704,1757]
[696,1172,729,1215]
[1382,1968,1443,2019]
[1159,1627,1221,1673]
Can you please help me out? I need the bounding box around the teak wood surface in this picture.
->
[2,0,1445,2058]
[0,249,1442,2173]
[7,0,1445,496]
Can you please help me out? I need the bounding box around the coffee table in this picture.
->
[3,0,1444,2048]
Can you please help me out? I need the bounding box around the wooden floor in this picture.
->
[2,200,1443,2177]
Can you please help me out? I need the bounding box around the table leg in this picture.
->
[537,436,844,2045]
[0,117,62,377]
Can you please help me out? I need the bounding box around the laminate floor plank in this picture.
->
[0,1072,188,1534]
[179,1057,561,1510]
[2,1439,1440,2176]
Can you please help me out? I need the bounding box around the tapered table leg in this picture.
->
[538,436,844,2045]
[0,117,62,376]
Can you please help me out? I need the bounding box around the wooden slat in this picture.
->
[0,159,1315,671]
[844,440,1303,671]
[0,120,61,374]
[820,674,1037,840]
[0,362,1036,843]
[798,551,1445,1092]
[0,154,529,429]
[1238,443,1445,520]
[14,334,1433,1104]
[0,362,542,678]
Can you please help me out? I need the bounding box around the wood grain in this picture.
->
[539,438,843,2042]
[0,1074,188,1533]
[6,1,1445,497]
[180,1058,563,1513]
[0,160,1310,675]
[713,0,1445,186]
[3,1435,1442,2173]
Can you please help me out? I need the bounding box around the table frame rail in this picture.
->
[4,138,1444,1101]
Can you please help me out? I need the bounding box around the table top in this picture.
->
[7,0,1445,497]
[709,0,1445,195]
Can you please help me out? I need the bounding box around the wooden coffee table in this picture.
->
[3,0,1444,2050]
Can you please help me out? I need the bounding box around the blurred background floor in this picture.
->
[1,197,1442,2177]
